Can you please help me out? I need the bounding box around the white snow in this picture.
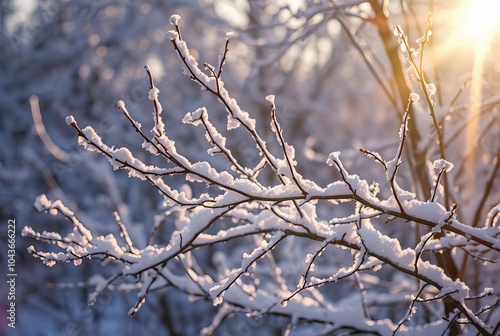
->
[65,115,75,125]
[148,87,159,101]
[34,194,51,212]
[433,159,454,173]
[359,222,415,268]
[166,30,178,40]
[410,92,420,102]
[426,83,437,98]
[169,14,181,25]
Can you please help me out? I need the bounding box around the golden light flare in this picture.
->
[461,0,500,40]
[415,0,500,203]
[427,0,500,79]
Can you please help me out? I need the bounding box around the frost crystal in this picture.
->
[433,159,454,173]
[34,194,50,211]
[409,92,420,102]
[65,115,75,125]
[326,151,340,166]
[213,295,223,306]
[148,87,159,101]
[169,14,181,25]
[426,83,437,97]
[393,25,401,36]
[166,30,178,40]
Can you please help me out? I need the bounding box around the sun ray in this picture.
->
[462,0,500,201]
[462,0,500,40]
[419,0,500,203]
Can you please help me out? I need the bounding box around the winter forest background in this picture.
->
[1,0,499,335]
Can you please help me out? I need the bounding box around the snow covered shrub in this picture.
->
[24,12,499,336]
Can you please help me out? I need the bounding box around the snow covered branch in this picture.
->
[24,14,500,336]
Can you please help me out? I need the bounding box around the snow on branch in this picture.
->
[25,14,500,336]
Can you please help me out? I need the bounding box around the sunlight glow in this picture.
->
[461,0,500,202]
[462,0,500,40]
